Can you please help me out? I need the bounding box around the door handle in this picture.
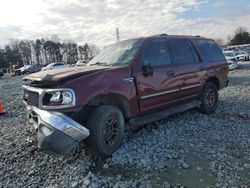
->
[166,71,175,76]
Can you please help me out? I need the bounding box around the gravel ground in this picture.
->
[0,62,250,187]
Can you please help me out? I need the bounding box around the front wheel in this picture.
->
[85,105,125,157]
[197,82,218,114]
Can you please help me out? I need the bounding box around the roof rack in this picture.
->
[160,33,168,36]
[195,35,200,37]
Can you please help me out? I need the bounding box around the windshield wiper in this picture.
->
[89,61,109,66]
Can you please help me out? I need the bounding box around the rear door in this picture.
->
[169,38,205,100]
[134,38,181,114]
[192,39,228,89]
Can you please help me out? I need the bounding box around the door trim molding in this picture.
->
[140,88,179,100]
[180,84,201,91]
[140,83,201,100]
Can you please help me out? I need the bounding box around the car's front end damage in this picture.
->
[22,66,112,154]
[22,84,90,155]
[21,61,133,156]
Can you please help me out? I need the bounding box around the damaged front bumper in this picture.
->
[27,106,90,154]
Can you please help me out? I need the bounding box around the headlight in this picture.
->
[42,89,76,109]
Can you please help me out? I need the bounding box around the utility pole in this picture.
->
[116,27,120,42]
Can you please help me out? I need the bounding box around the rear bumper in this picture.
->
[27,106,90,154]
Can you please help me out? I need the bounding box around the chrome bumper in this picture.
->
[27,106,90,154]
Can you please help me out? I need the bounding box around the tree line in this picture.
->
[0,38,100,68]
[215,27,250,47]
[1,26,250,68]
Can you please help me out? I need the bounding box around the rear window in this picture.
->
[223,52,234,57]
[194,39,225,62]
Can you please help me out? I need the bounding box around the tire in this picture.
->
[85,105,125,157]
[197,82,218,114]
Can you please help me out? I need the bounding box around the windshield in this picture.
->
[47,63,63,67]
[223,52,234,57]
[46,64,55,68]
[87,39,143,66]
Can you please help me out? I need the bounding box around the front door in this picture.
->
[134,38,181,114]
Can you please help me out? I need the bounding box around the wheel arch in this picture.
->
[87,93,131,119]
[205,76,220,90]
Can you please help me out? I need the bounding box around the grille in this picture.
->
[23,89,40,107]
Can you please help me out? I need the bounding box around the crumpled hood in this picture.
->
[23,66,109,82]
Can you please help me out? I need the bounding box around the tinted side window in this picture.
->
[194,39,225,62]
[142,39,171,66]
[55,63,63,67]
[169,38,196,65]
[187,40,200,62]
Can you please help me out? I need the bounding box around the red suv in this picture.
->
[23,34,228,156]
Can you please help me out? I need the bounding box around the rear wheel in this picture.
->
[197,82,218,114]
[85,105,125,157]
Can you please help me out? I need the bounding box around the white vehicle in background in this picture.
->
[76,60,88,66]
[223,51,239,70]
[235,51,249,61]
[16,65,32,75]
[42,62,66,71]
[19,65,31,72]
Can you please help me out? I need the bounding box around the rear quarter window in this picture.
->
[194,39,225,62]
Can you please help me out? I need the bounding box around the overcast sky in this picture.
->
[0,0,250,47]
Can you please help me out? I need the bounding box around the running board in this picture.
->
[129,99,201,127]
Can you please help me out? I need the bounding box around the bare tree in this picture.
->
[0,37,100,68]
[89,44,100,59]
[33,39,42,64]
[215,38,225,47]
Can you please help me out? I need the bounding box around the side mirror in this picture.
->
[142,64,153,77]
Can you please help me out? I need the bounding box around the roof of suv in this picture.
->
[150,34,208,40]
[111,34,209,46]
[129,34,208,41]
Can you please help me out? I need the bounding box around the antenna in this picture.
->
[116,28,120,42]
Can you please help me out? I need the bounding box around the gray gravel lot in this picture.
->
[0,62,250,187]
